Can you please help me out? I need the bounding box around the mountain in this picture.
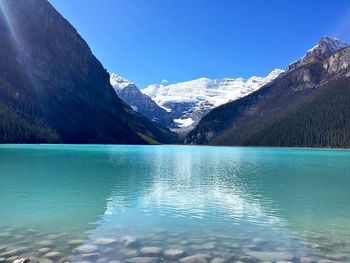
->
[110,73,173,127]
[0,0,177,144]
[286,36,348,72]
[185,37,350,147]
[142,69,283,131]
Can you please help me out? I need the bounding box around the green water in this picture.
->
[1,145,350,262]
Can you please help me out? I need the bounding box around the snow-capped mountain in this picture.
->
[286,36,348,72]
[110,73,173,126]
[142,69,283,130]
[185,36,350,146]
[110,73,134,90]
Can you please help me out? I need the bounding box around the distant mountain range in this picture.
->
[142,70,283,131]
[1,0,349,148]
[0,0,177,144]
[110,70,283,134]
[185,36,350,147]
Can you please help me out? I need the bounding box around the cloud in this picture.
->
[161,79,168,84]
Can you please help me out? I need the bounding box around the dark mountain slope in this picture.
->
[219,77,350,147]
[0,0,177,144]
[185,41,350,147]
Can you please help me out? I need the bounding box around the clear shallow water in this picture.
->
[1,145,350,263]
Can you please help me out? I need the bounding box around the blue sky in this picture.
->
[49,0,350,87]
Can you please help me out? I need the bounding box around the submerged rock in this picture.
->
[120,248,140,258]
[96,258,108,263]
[76,245,98,253]
[38,247,51,253]
[81,252,99,260]
[202,242,216,250]
[36,240,54,247]
[7,256,20,262]
[93,238,117,246]
[326,254,349,261]
[68,239,84,246]
[252,238,266,245]
[245,251,293,261]
[237,255,258,263]
[12,259,41,263]
[300,258,316,263]
[44,251,61,259]
[140,247,162,256]
[179,255,209,263]
[0,249,23,257]
[31,258,53,263]
[122,236,140,248]
[125,257,159,263]
[13,258,32,263]
[163,249,185,259]
[211,257,225,263]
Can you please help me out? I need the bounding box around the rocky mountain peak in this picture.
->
[110,73,134,90]
[286,36,348,72]
[318,36,347,52]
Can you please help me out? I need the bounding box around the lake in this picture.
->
[1,145,350,263]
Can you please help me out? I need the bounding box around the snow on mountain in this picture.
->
[286,36,348,72]
[110,73,134,90]
[142,69,283,129]
[110,73,174,126]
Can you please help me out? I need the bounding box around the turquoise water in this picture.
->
[1,145,350,262]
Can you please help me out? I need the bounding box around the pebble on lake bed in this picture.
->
[140,247,162,256]
[119,248,140,258]
[36,240,54,247]
[67,239,84,246]
[1,248,26,257]
[7,256,20,262]
[300,258,315,263]
[38,247,51,253]
[163,248,185,259]
[76,244,98,253]
[81,252,99,259]
[244,251,294,262]
[125,257,159,263]
[179,255,209,263]
[211,257,225,263]
[93,238,117,246]
[13,258,32,263]
[44,251,61,259]
[32,258,53,263]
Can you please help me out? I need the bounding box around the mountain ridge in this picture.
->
[0,0,177,144]
[142,69,283,130]
[110,73,174,126]
[185,37,350,147]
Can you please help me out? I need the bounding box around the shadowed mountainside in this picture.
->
[0,0,177,144]
[185,38,350,148]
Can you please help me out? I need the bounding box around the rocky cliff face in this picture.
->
[0,0,177,144]
[110,74,174,127]
[185,38,350,147]
[286,36,347,72]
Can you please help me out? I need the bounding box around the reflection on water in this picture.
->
[1,145,350,262]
